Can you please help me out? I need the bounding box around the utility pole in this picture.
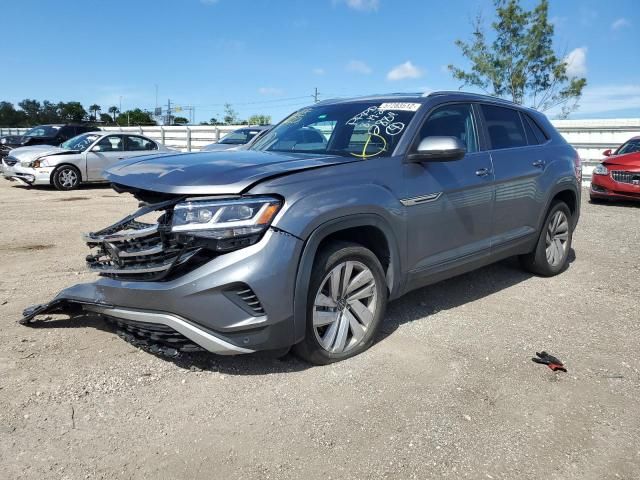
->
[313,87,319,103]
[166,98,172,126]
[155,84,158,111]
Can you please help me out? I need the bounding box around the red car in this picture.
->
[590,136,640,202]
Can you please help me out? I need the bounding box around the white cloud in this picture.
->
[258,87,284,96]
[312,67,325,75]
[346,60,372,75]
[564,47,587,78]
[570,84,640,116]
[611,18,630,30]
[333,0,379,12]
[386,61,424,81]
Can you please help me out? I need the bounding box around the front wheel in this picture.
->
[294,241,388,365]
[520,201,573,276]
[52,165,81,191]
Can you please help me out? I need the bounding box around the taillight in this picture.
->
[573,152,582,182]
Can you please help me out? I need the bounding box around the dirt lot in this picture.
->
[0,180,638,480]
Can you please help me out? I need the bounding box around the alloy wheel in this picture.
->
[59,168,78,188]
[545,210,569,267]
[312,260,377,353]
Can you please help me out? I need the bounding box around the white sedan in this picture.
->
[2,132,174,190]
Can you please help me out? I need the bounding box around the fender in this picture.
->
[291,213,403,344]
[536,177,581,232]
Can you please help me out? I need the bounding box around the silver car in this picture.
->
[2,132,173,190]
[201,126,270,152]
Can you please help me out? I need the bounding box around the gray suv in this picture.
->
[22,92,581,364]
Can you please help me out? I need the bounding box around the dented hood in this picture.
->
[5,145,71,162]
[104,150,358,195]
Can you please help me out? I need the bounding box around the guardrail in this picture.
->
[3,118,639,183]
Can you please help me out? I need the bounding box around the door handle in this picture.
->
[475,168,492,177]
[532,160,545,168]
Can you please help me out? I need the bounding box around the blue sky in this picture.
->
[2,0,639,122]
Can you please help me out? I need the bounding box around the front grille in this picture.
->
[84,208,200,281]
[611,170,640,185]
[4,156,18,166]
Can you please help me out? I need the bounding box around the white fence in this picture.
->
[3,119,640,182]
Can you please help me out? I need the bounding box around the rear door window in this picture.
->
[481,105,527,150]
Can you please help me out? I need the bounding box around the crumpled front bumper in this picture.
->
[20,228,304,355]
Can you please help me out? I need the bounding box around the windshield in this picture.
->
[24,125,61,137]
[60,133,101,151]
[616,139,640,155]
[251,101,421,158]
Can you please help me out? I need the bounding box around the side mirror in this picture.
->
[91,145,102,152]
[602,149,612,157]
[406,136,466,163]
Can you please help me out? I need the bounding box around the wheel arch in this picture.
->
[538,182,580,231]
[50,162,83,185]
[292,214,402,344]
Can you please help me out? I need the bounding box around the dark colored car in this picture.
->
[22,92,581,364]
[590,137,640,202]
[0,124,98,160]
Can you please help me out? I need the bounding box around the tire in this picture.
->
[520,201,573,277]
[52,165,81,191]
[293,241,388,365]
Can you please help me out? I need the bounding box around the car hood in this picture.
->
[603,151,640,168]
[1,135,26,145]
[104,150,359,195]
[6,145,75,162]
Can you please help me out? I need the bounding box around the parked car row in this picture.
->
[1,125,269,190]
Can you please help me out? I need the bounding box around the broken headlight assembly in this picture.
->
[171,196,282,252]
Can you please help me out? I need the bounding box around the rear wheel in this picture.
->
[294,241,388,365]
[520,201,573,276]
[52,165,81,191]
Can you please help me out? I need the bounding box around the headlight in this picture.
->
[171,196,282,251]
[593,164,608,175]
[20,159,42,168]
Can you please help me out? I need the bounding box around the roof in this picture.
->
[317,90,522,108]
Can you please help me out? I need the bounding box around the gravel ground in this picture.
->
[0,180,639,480]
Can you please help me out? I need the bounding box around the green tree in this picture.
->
[448,0,586,117]
[223,103,238,124]
[99,113,113,124]
[116,108,156,126]
[108,106,119,122]
[18,99,42,124]
[247,114,271,125]
[57,102,87,122]
[0,101,26,126]
[173,116,189,124]
[40,101,61,123]
[89,104,101,122]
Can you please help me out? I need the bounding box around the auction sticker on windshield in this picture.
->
[378,102,421,112]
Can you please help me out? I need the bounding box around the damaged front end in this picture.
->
[20,188,292,356]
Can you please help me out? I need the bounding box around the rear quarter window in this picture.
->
[522,114,548,145]
[481,104,527,150]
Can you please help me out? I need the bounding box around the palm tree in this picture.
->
[89,104,101,122]
[108,106,119,123]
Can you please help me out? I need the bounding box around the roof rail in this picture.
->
[425,90,517,105]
